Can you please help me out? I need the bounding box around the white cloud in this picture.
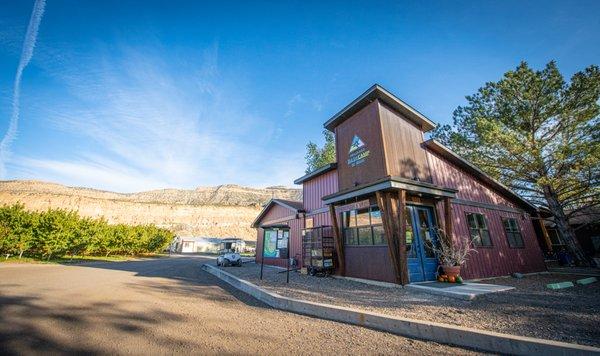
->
[9,43,306,192]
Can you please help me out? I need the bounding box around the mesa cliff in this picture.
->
[0,180,302,241]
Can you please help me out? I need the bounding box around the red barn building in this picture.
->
[252,84,547,284]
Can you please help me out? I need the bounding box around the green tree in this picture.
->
[0,203,35,258]
[305,130,336,173]
[432,61,600,264]
[35,209,76,260]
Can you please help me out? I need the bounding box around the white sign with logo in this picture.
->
[347,135,370,167]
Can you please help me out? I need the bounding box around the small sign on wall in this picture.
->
[305,217,314,229]
[347,135,370,167]
[335,199,370,213]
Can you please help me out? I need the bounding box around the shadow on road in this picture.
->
[0,256,271,355]
[66,256,267,307]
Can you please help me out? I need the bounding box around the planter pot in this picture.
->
[442,265,461,278]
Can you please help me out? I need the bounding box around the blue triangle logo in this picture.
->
[349,135,365,153]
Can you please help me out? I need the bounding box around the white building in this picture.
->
[172,237,248,254]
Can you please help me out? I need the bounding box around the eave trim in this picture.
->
[323,84,437,132]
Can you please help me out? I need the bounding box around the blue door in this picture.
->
[406,206,438,282]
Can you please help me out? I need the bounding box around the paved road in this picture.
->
[0,256,477,355]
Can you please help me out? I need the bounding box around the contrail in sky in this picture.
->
[0,0,46,179]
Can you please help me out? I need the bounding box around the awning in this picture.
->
[322,176,457,205]
[259,224,290,229]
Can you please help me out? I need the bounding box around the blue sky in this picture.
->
[0,0,598,192]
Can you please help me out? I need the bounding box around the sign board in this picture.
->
[263,228,289,259]
[335,199,370,214]
[263,230,279,258]
[347,135,370,167]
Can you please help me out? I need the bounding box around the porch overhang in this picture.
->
[322,176,457,205]
[259,224,289,229]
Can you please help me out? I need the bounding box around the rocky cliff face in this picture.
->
[0,180,302,241]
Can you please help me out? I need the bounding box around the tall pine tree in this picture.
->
[433,61,599,264]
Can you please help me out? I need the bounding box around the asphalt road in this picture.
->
[0,256,477,355]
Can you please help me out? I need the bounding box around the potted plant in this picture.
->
[432,229,477,281]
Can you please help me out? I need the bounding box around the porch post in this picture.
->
[376,191,401,284]
[536,213,553,252]
[376,190,409,286]
[395,190,410,285]
[329,204,345,276]
[443,197,453,244]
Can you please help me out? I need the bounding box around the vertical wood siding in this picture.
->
[303,170,339,212]
[344,246,396,282]
[428,148,546,279]
[255,218,303,268]
[335,100,387,191]
[255,203,303,268]
[379,101,432,182]
[426,148,518,208]
[260,203,297,222]
[437,203,547,279]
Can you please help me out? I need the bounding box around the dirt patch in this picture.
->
[218,262,600,347]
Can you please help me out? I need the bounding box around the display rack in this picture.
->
[302,225,335,276]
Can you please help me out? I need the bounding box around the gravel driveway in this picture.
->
[220,262,600,347]
[0,256,477,355]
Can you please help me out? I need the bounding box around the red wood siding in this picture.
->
[303,169,338,212]
[335,100,387,191]
[260,203,297,223]
[309,212,332,227]
[378,101,432,182]
[437,202,546,279]
[255,218,304,268]
[426,148,518,208]
[428,148,546,279]
[345,246,395,282]
[255,203,304,268]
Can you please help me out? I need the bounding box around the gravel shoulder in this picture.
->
[218,262,600,347]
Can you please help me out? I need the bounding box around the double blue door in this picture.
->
[406,206,438,282]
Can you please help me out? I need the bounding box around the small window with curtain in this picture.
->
[503,218,524,248]
[466,212,492,247]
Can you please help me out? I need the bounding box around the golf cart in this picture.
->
[216,249,242,267]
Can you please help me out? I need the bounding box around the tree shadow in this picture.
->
[61,257,269,308]
[0,257,276,354]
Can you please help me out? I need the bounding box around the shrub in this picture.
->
[0,203,173,259]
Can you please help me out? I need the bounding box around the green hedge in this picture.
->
[0,203,174,260]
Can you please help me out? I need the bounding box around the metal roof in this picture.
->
[322,176,457,205]
[293,163,337,185]
[423,139,538,212]
[323,84,437,132]
[251,198,304,228]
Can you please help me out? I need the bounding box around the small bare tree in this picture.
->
[431,229,477,267]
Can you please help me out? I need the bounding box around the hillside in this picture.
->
[0,180,302,241]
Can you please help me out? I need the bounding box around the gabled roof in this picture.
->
[324,84,437,132]
[423,139,538,212]
[293,163,337,185]
[251,198,304,228]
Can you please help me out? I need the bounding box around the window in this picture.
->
[466,213,492,247]
[503,218,524,248]
[342,205,386,246]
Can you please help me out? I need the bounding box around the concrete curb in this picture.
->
[202,264,600,356]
